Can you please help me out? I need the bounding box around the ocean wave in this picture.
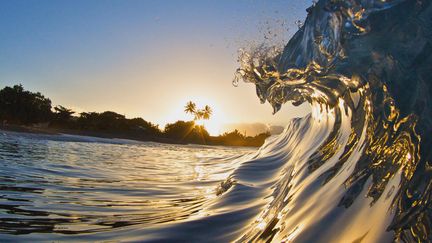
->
[233,0,432,241]
[1,1,431,242]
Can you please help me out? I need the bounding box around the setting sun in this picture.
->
[184,98,225,136]
[199,115,224,136]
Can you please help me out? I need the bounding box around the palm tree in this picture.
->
[182,101,213,144]
[54,105,75,118]
[184,101,197,118]
[184,101,212,121]
[195,110,203,120]
[201,105,212,120]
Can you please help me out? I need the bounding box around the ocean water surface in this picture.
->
[0,131,254,242]
[1,0,432,242]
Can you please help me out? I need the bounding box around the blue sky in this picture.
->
[0,0,311,135]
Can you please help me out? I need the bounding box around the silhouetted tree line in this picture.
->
[210,129,270,147]
[0,84,270,146]
[0,84,52,124]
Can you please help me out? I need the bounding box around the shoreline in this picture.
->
[0,124,187,145]
[0,124,261,147]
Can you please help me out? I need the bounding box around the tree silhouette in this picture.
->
[184,101,212,121]
[164,120,210,144]
[0,84,52,124]
[184,101,197,117]
[54,105,74,120]
[0,84,270,146]
[201,105,212,120]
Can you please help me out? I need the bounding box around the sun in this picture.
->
[193,107,224,136]
[185,97,225,136]
[201,117,224,136]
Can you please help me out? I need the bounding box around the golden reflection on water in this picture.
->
[234,43,425,241]
[0,136,254,240]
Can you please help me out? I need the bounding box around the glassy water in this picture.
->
[0,131,254,242]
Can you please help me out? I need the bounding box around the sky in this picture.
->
[0,0,312,135]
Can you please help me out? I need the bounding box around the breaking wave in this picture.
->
[1,0,431,242]
[231,0,432,242]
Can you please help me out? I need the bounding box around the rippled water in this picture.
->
[0,131,254,241]
[1,0,431,242]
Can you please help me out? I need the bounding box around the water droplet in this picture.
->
[232,78,239,87]
[295,20,304,29]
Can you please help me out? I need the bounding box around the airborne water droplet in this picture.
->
[232,69,243,87]
[295,20,304,29]
[232,77,239,87]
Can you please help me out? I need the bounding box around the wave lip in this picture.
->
[234,0,432,242]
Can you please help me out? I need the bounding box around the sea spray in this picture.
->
[234,0,432,241]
